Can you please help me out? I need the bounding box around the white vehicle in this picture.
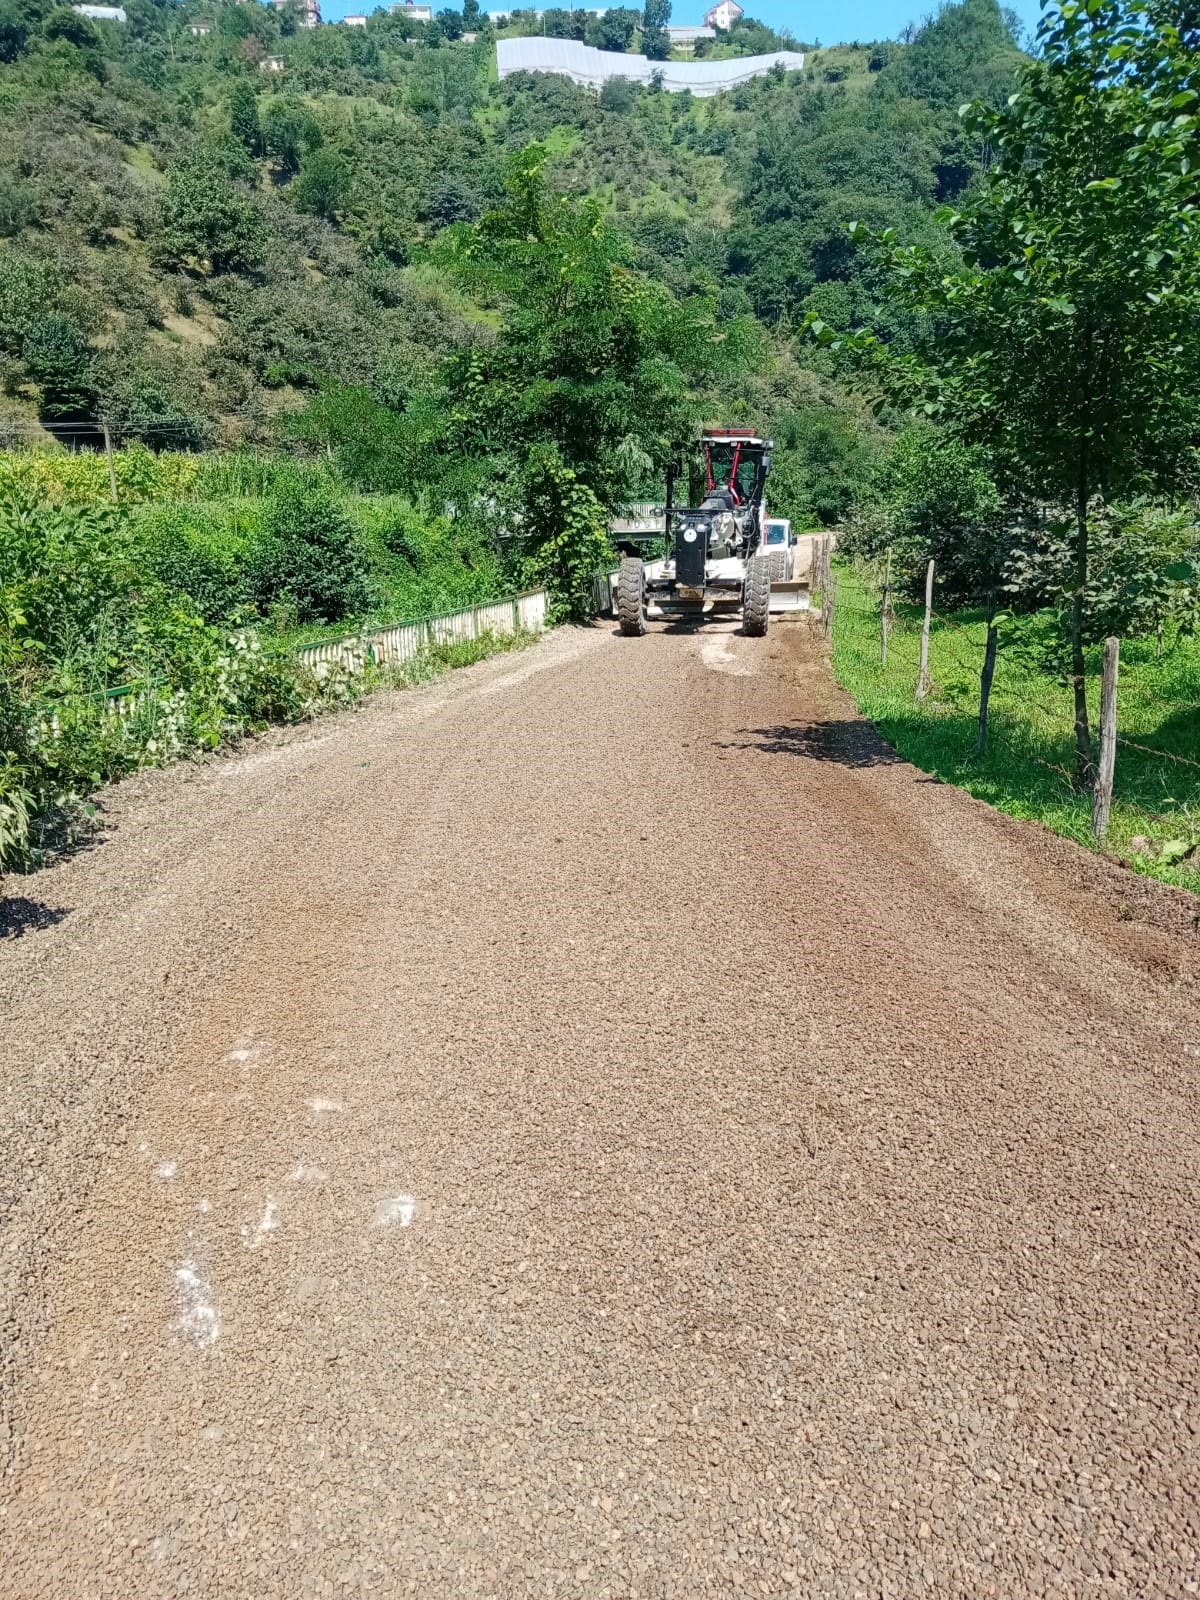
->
[763,517,794,581]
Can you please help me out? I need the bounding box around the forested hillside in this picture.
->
[0,0,1024,520]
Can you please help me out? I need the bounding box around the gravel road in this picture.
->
[2,618,1199,1599]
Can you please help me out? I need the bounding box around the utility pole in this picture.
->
[102,418,118,502]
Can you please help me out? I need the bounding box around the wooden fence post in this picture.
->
[881,546,892,667]
[1091,636,1120,839]
[977,622,998,756]
[826,572,838,640]
[916,558,934,700]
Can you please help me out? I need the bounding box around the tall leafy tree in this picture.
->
[813,0,1200,783]
[439,146,753,502]
[229,82,261,159]
[425,147,756,611]
[642,0,670,61]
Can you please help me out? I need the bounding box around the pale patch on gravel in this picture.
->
[375,1193,416,1228]
[173,1262,219,1347]
[699,633,751,676]
[154,1160,177,1180]
[288,1163,327,1185]
[241,1198,279,1248]
[307,1096,343,1118]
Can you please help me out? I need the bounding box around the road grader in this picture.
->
[614,430,808,637]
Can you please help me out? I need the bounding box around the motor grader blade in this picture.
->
[768,579,811,613]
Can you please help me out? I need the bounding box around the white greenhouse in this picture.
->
[496,37,805,97]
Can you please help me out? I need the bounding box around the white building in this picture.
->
[190,21,210,33]
[271,0,321,25]
[344,11,367,22]
[72,4,127,19]
[704,0,744,30]
[390,1,433,18]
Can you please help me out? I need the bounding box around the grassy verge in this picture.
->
[830,565,1200,896]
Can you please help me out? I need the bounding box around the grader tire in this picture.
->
[617,556,646,637]
[743,553,771,637]
[768,549,789,583]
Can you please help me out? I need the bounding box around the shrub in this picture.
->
[0,170,33,237]
[246,477,372,624]
[133,504,255,625]
[0,253,65,357]
[292,148,351,221]
[519,447,611,621]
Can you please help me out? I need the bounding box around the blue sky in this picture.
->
[320,0,1049,46]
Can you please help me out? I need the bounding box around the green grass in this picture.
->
[830,566,1200,896]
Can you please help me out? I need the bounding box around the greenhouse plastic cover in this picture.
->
[496,38,805,96]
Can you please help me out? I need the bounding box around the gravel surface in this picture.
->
[2,618,1199,1599]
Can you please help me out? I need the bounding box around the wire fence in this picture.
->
[824,554,1200,857]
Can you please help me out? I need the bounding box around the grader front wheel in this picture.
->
[742,553,771,637]
[617,557,646,637]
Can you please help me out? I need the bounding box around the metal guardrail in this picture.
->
[296,590,548,673]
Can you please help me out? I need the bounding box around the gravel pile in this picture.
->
[2,618,1198,1598]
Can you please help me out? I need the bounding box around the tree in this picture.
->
[41,6,99,51]
[586,6,639,50]
[812,0,1200,784]
[441,147,752,503]
[642,0,670,61]
[261,100,322,176]
[292,148,351,220]
[0,4,27,63]
[229,82,261,158]
[419,171,481,226]
[23,314,95,420]
[153,158,267,276]
[879,0,1019,109]
[599,74,637,112]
